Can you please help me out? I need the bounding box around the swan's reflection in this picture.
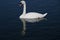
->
[20,18,47,36]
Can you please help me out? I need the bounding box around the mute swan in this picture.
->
[19,0,48,19]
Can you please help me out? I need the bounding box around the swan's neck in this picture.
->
[22,2,26,15]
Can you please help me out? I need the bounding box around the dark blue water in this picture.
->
[0,0,60,40]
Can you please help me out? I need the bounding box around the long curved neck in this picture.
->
[22,2,26,15]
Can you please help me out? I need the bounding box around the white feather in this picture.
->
[19,1,48,19]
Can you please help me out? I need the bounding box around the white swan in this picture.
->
[19,0,48,19]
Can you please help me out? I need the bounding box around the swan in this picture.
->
[19,0,48,19]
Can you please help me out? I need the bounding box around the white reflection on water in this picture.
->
[20,18,47,36]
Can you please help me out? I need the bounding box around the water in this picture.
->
[0,0,60,40]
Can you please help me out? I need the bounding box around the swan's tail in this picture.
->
[43,13,48,17]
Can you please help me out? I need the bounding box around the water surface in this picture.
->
[0,0,60,40]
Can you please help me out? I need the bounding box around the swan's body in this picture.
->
[19,0,48,19]
[20,12,47,18]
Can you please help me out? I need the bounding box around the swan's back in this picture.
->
[24,12,44,18]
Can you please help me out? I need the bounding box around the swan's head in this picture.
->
[19,0,25,6]
[20,1,25,5]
